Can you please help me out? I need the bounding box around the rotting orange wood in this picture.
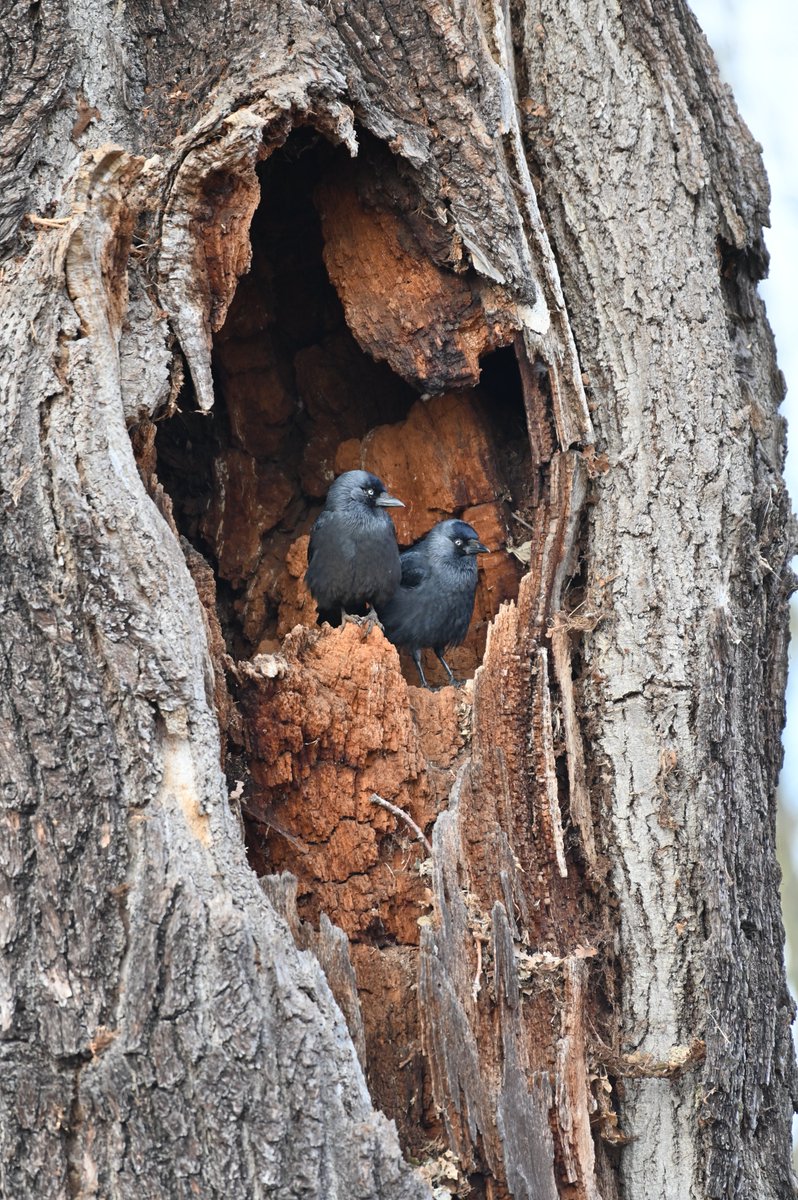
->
[215,334,297,459]
[238,622,466,943]
[350,943,431,1156]
[195,166,264,333]
[200,452,294,586]
[317,161,519,392]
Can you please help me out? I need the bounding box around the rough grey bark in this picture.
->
[518,4,797,1197]
[0,149,426,1200]
[0,2,794,1200]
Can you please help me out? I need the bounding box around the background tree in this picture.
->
[0,2,795,1199]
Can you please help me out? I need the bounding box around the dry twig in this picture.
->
[369,793,433,855]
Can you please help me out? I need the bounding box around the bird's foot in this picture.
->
[340,608,384,637]
[360,607,384,637]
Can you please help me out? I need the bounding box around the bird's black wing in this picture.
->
[307,510,333,565]
[306,510,351,611]
[398,545,429,589]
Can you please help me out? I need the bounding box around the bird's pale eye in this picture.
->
[366,487,375,497]
[454,538,463,547]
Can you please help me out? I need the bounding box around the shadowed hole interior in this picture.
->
[154,129,530,679]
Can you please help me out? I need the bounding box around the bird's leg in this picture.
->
[434,650,461,688]
[411,650,431,689]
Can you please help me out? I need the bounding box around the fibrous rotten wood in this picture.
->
[0,1,795,1199]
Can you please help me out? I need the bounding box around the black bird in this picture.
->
[306,469,405,629]
[377,519,489,688]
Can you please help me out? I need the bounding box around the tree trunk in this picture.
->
[0,1,795,1198]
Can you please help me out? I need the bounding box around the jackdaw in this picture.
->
[377,519,489,688]
[306,469,405,629]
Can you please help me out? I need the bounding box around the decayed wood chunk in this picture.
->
[350,943,432,1156]
[215,334,297,459]
[239,623,467,943]
[317,161,519,391]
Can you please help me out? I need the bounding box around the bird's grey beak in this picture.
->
[375,493,405,508]
[466,539,489,555]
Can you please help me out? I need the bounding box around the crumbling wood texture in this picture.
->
[316,159,518,390]
[0,2,795,1200]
